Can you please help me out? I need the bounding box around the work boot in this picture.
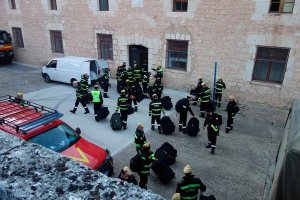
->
[179,125,182,132]
[135,106,138,112]
[192,102,197,106]
[95,116,99,122]
[206,143,211,148]
[158,126,162,134]
[231,126,233,130]
[123,125,127,130]
[211,147,215,154]
[104,93,109,98]
[182,128,187,134]
[84,108,90,114]
[226,128,230,134]
[70,108,76,114]
[200,113,205,118]
[218,103,221,107]
[151,125,155,131]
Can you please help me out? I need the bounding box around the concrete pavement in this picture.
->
[23,79,187,155]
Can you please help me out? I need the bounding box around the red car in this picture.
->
[0,95,113,176]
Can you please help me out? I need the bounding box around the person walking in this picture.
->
[116,90,130,129]
[176,96,195,133]
[149,94,165,134]
[118,166,138,185]
[152,65,163,79]
[138,142,156,189]
[102,69,110,98]
[214,78,226,107]
[70,81,90,114]
[152,77,163,99]
[198,82,211,118]
[133,64,142,83]
[142,72,150,96]
[134,122,147,153]
[126,81,138,112]
[225,95,239,133]
[203,111,221,154]
[192,77,203,106]
[80,73,89,103]
[176,165,206,200]
[88,83,103,121]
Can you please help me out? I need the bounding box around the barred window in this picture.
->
[269,0,295,13]
[49,0,57,10]
[173,0,188,12]
[166,40,188,71]
[12,27,24,48]
[97,34,113,60]
[252,46,290,84]
[50,30,64,54]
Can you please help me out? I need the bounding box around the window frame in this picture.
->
[50,30,64,54]
[12,27,24,48]
[269,0,295,13]
[166,39,189,71]
[49,0,57,10]
[97,34,113,60]
[173,0,188,12]
[9,0,16,9]
[99,0,109,11]
[251,46,290,85]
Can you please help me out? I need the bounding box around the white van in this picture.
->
[42,56,109,85]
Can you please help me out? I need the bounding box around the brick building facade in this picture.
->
[1,0,300,107]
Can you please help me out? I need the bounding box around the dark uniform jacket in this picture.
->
[215,80,226,94]
[126,84,137,98]
[134,129,147,149]
[226,100,239,114]
[116,95,129,111]
[80,77,89,94]
[176,174,206,200]
[139,150,156,175]
[204,113,220,135]
[142,73,150,83]
[152,81,163,94]
[149,99,164,116]
[199,87,211,103]
[75,83,84,99]
[134,66,142,81]
[118,170,138,185]
[176,98,194,115]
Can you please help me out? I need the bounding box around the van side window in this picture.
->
[47,60,57,68]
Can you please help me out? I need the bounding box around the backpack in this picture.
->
[187,117,200,136]
[161,96,173,110]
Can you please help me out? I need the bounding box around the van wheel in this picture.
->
[43,74,51,83]
[70,78,77,86]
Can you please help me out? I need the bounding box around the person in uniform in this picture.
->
[192,77,203,106]
[215,78,226,107]
[116,90,130,129]
[80,73,89,103]
[126,81,138,112]
[176,96,195,133]
[134,122,147,153]
[102,69,110,98]
[138,142,156,189]
[198,82,211,118]
[225,95,239,133]
[176,165,206,200]
[149,94,165,134]
[118,166,138,185]
[203,111,221,154]
[70,81,90,114]
[88,83,103,121]
[152,77,163,99]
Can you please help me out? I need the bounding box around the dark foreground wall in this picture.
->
[0,130,164,200]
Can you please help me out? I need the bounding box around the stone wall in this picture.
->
[0,130,164,200]
[0,0,300,107]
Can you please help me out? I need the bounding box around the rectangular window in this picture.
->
[99,0,109,11]
[50,30,64,54]
[9,0,16,9]
[269,0,295,13]
[49,0,57,10]
[166,40,188,71]
[12,27,24,48]
[173,0,188,12]
[252,46,290,84]
[97,34,113,60]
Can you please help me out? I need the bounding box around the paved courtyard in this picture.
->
[0,63,288,200]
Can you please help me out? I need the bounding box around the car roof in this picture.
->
[54,56,96,63]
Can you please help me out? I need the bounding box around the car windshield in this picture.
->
[28,124,80,152]
[0,32,11,44]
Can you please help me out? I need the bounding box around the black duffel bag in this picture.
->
[97,107,110,120]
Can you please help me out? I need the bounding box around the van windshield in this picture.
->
[0,31,12,45]
[28,124,80,152]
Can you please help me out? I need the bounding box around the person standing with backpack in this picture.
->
[214,78,226,107]
[226,95,239,133]
[88,83,103,121]
[175,96,195,134]
[203,110,222,154]
[149,94,165,134]
[134,122,147,153]
[138,142,156,189]
[116,90,130,129]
